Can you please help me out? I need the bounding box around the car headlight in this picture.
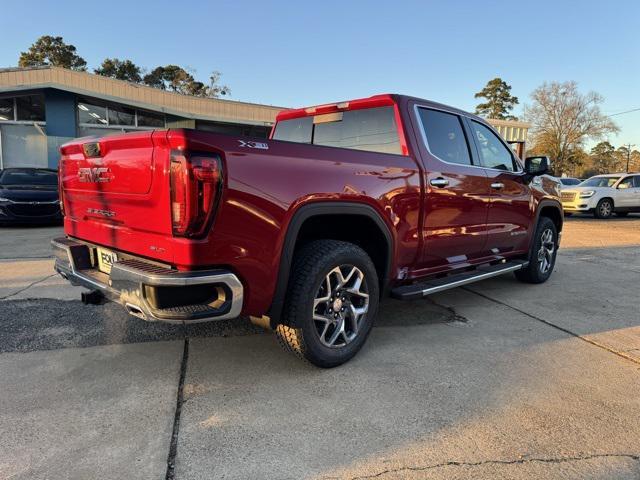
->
[579,190,595,198]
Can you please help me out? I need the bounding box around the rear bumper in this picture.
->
[51,237,243,323]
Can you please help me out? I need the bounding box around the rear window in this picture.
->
[273,106,402,155]
[0,170,58,186]
[272,116,313,144]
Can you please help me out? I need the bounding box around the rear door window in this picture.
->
[634,176,640,188]
[469,120,518,171]
[417,108,472,165]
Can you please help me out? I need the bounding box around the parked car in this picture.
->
[0,168,62,225]
[52,94,562,367]
[558,177,581,188]
[561,173,640,218]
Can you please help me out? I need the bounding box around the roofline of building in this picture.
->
[0,66,286,126]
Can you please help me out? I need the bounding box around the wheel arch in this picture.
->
[267,202,394,326]
[538,201,563,233]
[530,199,563,252]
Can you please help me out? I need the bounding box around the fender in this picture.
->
[530,198,563,252]
[267,201,394,326]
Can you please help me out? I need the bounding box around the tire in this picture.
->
[275,240,379,368]
[594,198,614,219]
[515,216,558,284]
[616,212,629,217]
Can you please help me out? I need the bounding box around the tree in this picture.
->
[19,35,86,71]
[142,65,230,98]
[94,58,142,83]
[524,81,619,176]
[590,142,621,174]
[143,65,193,92]
[474,78,519,120]
[615,146,640,173]
[207,71,230,97]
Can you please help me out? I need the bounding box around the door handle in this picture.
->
[491,182,505,190]
[430,178,449,188]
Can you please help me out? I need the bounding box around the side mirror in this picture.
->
[524,156,550,176]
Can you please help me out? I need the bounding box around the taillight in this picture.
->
[58,162,65,216]
[170,150,222,238]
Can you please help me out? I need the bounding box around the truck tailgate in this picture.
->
[59,130,175,264]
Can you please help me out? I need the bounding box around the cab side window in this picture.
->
[634,176,640,188]
[469,120,517,172]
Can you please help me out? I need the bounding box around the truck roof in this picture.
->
[276,93,486,124]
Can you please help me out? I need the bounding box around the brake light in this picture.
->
[170,150,222,238]
[58,162,65,216]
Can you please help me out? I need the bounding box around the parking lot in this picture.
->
[1,216,639,480]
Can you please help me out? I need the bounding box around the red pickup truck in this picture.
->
[53,94,562,367]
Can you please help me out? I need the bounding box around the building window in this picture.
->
[78,97,165,129]
[78,100,108,125]
[138,109,165,127]
[16,95,45,122]
[0,98,15,121]
[196,121,270,138]
[0,95,46,123]
[107,104,135,126]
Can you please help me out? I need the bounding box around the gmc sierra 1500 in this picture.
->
[53,94,562,367]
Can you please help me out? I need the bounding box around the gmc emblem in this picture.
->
[78,167,112,183]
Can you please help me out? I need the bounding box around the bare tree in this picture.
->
[524,81,619,175]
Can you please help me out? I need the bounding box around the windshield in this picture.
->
[560,178,580,186]
[0,170,58,186]
[579,176,620,188]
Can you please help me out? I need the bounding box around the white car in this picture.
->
[561,173,640,218]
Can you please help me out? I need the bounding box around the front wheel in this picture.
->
[276,240,379,368]
[594,198,614,219]
[515,217,558,284]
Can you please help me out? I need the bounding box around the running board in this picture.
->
[391,260,528,300]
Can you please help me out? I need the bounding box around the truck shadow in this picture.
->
[0,295,458,354]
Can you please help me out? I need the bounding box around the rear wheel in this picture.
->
[515,216,558,284]
[275,240,379,368]
[594,198,613,219]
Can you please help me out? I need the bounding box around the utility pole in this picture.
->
[623,144,635,172]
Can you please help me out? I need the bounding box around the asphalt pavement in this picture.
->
[1,217,639,479]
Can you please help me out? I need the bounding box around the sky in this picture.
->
[1,0,639,147]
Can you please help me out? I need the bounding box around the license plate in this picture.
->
[96,248,118,274]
